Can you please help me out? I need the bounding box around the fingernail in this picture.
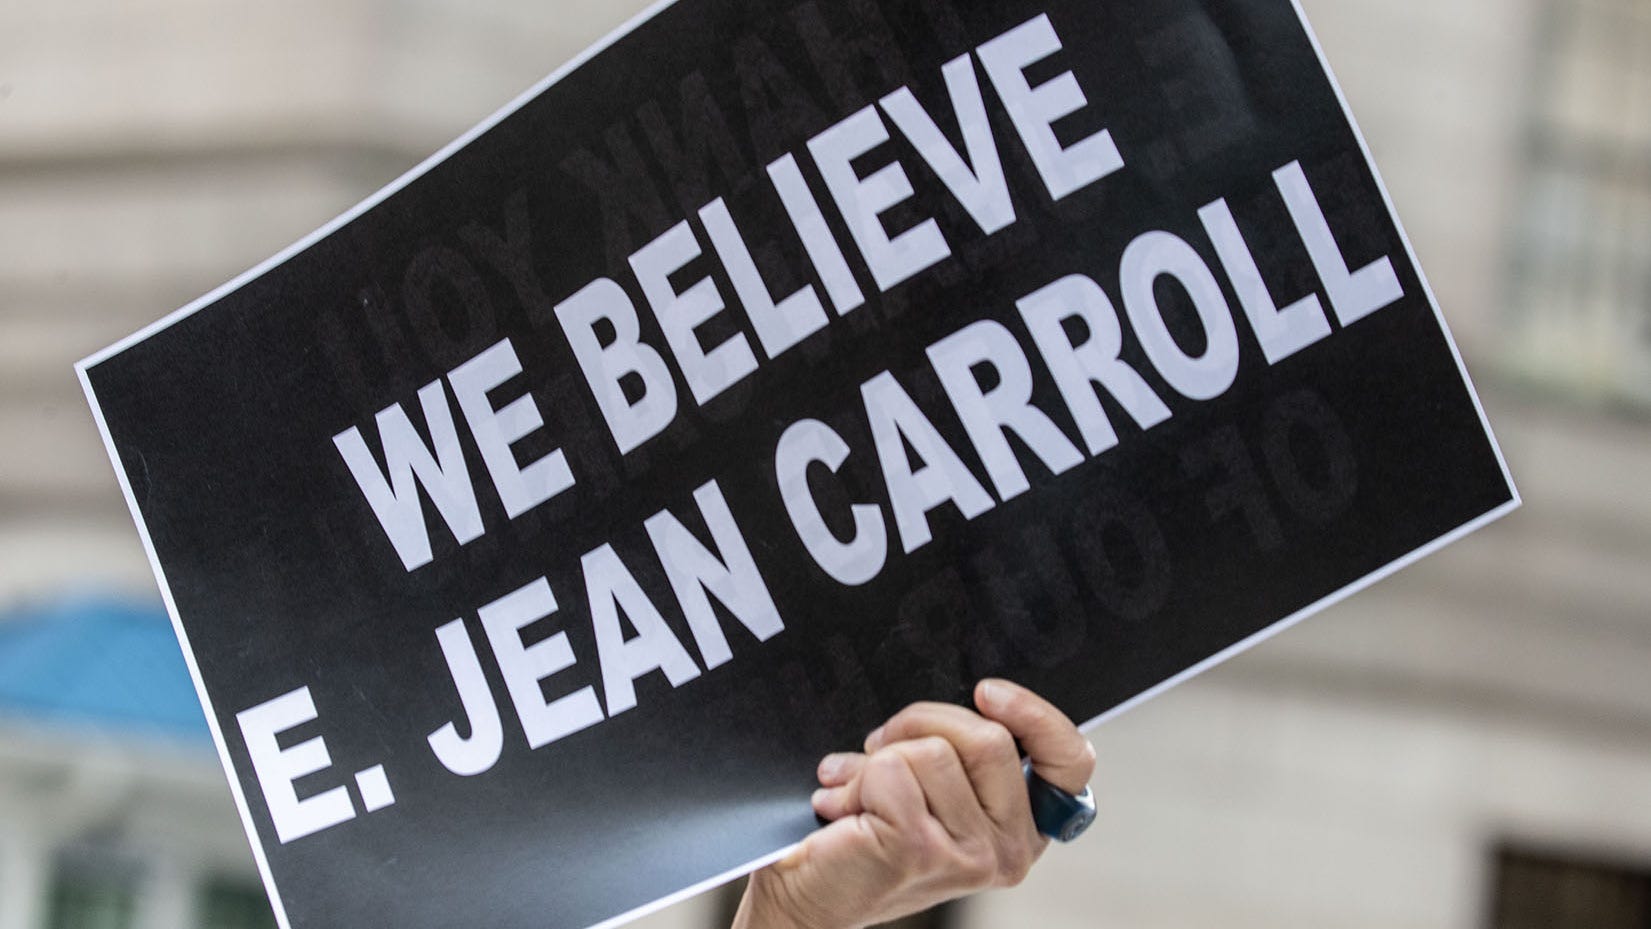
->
[979,679,1008,710]
[818,754,846,781]
[811,788,830,808]
[865,726,885,751]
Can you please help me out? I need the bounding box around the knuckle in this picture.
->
[906,736,953,769]
[936,836,990,885]
[957,848,995,887]
[882,702,940,739]
[998,842,1035,886]
[966,721,1017,766]
[964,844,997,884]
[906,824,948,869]
[866,749,907,780]
[881,705,918,736]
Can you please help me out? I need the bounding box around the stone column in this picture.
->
[135,852,199,929]
[0,828,50,929]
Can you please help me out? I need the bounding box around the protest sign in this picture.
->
[78,0,1518,926]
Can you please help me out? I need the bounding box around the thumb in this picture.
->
[973,679,1094,794]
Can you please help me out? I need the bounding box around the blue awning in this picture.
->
[0,596,211,743]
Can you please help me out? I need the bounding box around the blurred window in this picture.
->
[43,852,138,929]
[198,878,278,929]
[1509,0,1651,403]
[1489,846,1651,928]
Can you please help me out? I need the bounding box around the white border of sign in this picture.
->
[76,1,1520,927]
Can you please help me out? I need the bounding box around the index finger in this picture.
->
[973,679,1094,795]
[864,701,1027,830]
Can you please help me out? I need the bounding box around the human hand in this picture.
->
[732,679,1095,929]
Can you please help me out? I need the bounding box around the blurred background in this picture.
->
[1,0,1647,927]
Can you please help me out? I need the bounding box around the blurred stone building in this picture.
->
[1,0,1647,927]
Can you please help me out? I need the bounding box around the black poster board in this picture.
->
[79,1,1518,927]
